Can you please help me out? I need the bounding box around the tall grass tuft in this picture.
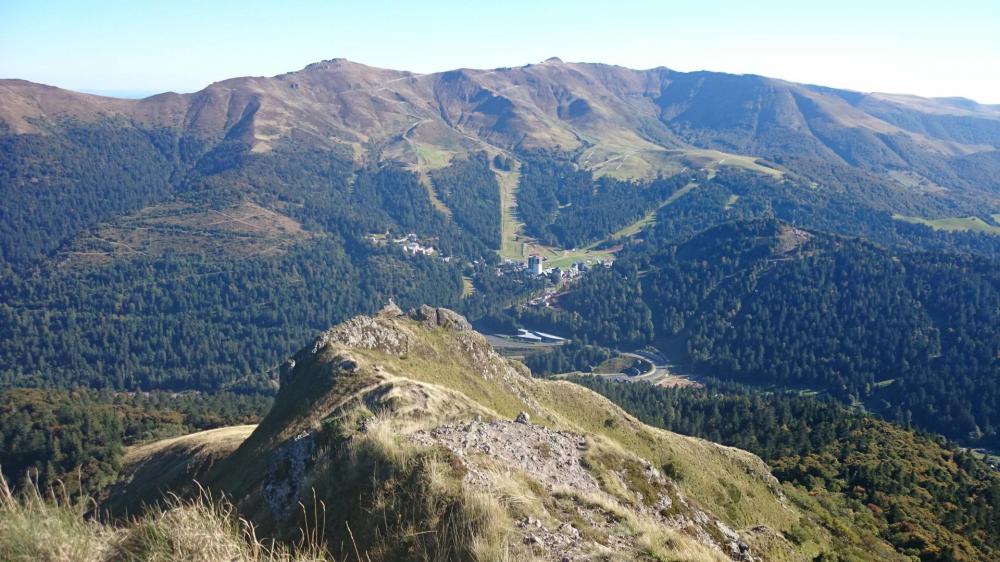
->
[0,474,332,562]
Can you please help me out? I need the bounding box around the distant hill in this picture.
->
[4,58,1000,271]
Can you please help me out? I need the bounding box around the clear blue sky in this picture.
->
[2,0,998,102]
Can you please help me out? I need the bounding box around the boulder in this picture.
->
[409,305,472,332]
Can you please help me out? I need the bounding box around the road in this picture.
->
[618,350,700,388]
[479,330,700,387]
[620,351,660,378]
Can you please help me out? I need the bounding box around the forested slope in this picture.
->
[522,219,1000,445]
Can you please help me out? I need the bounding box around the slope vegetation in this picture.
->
[102,305,924,561]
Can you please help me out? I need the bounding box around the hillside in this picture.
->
[573,377,1000,561]
[99,305,915,561]
[3,59,1000,262]
[519,219,1000,446]
[3,57,999,296]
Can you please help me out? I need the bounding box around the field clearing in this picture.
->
[61,201,309,267]
[496,164,526,261]
[593,356,634,374]
[498,149,778,266]
[681,149,783,179]
[533,245,616,269]
[892,214,1000,234]
[413,141,454,170]
[405,139,454,216]
[586,147,782,182]
[497,160,615,267]
[887,170,946,194]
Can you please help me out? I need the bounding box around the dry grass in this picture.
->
[333,413,531,562]
[551,487,727,562]
[124,425,257,466]
[531,379,801,533]
[0,475,329,562]
[104,425,256,517]
[0,476,112,561]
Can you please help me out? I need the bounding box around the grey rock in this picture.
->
[310,333,330,354]
[263,430,315,521]
[409,305,472,332]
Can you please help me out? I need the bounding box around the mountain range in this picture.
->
[3,57,1000,193]
[3,58,1000,561]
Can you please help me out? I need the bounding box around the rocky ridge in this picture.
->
[108,305,843,560]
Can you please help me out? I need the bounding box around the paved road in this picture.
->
[620,350,700,387]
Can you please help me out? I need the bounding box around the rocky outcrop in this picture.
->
[262,430,315,521]
[322,314,412,355]
[408,304,472,331]
[410,419,598,492]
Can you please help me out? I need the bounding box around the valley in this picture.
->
[2,54,1000,561]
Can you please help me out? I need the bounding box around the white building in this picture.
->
[527,255,543,276]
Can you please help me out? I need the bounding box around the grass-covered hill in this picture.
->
[81,305,933,561]
[573,377,1000,561]
[3,58,999,197]
[4,57,1000,274]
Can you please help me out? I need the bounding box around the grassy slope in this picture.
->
[496,163,526,261]
[892,214,1000,234]
[103,425,256,515]
[496,159,615,267]
[1,474,325,562]
[182,310,905,560]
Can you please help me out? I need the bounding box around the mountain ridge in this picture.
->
[3,58,998,188]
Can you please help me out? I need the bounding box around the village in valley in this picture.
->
[363,230,703,387]
[366,231,611,305]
